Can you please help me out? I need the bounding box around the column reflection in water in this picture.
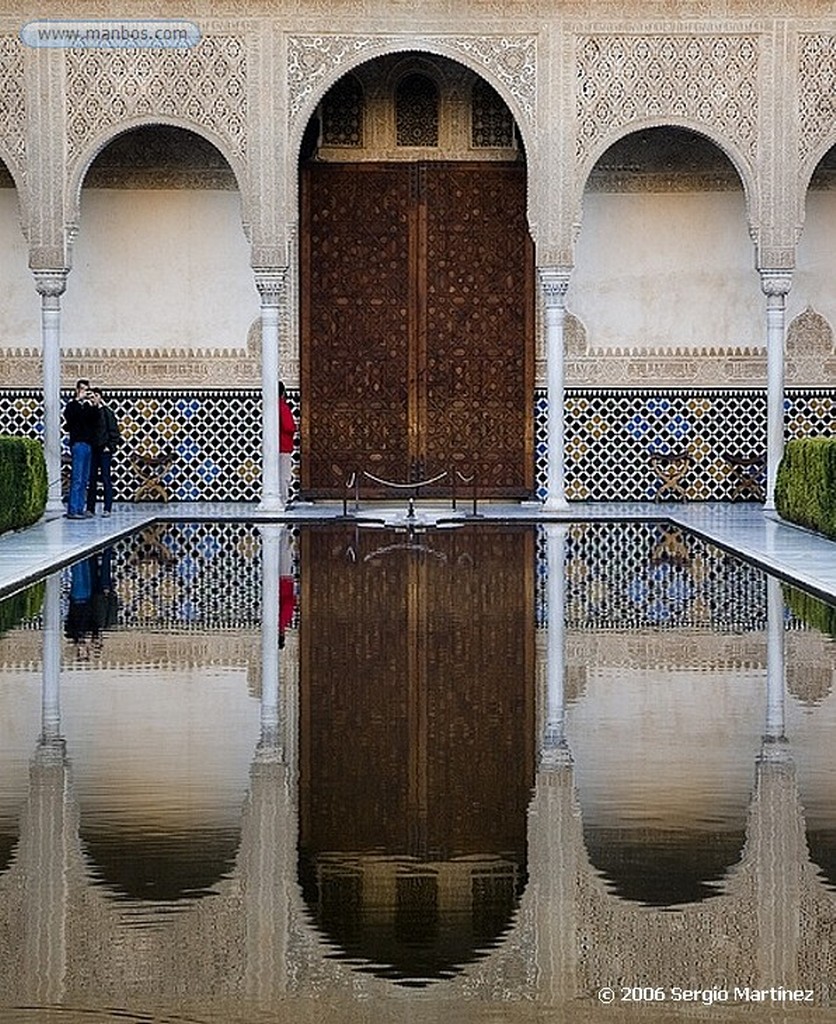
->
[530,523,581,1003]
[23,571,70,1004]
[242,524,294,999]
[749,574,804,991]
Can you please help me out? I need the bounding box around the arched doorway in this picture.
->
[299,54,534,499]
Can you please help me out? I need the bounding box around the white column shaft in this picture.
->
[256,269,286,512]
[761,271,791,511]
[539,268,571,510]
[35,272,68,513]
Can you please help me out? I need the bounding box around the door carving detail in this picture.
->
[301,161,533,498]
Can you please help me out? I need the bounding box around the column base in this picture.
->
[257,496,286,514]
[542,496,569,512]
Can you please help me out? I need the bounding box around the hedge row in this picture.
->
[775,438,836,540]
[0,436,47,534]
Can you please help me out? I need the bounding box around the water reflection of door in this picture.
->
[300,162,534,498]
[299,525,535,861]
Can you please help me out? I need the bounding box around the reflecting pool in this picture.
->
[0,520,834,1023]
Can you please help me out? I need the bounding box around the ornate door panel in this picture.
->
[421,164,534,495]
[301,164,413,497]
[301,162,533,498]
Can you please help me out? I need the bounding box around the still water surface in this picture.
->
[0,520,834,1023]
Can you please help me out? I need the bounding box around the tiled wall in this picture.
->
[1,387,833,504]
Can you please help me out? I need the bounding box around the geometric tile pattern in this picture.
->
[536,521,768,632]
[0,387,832,504]
[535,388,835,502]
[0,388,300,504]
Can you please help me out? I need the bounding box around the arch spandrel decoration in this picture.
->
[798,33,836,175]
[0,36,25,177]
[575,33,760,167]
[63,34,249,165]
[286,33,536,156]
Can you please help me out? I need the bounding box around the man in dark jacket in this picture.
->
[64,378,99,519]
[86,387,122,517]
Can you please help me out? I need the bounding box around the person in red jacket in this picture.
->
[279,381,297,506]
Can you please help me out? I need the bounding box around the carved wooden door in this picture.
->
[301,162,533,499]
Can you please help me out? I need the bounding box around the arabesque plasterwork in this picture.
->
[286,33,537,134]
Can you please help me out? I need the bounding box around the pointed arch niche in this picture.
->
[568,126,760,354]
[63,124,256,357]
[299,52,532,499]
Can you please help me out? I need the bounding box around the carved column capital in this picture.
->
[538,267,571,309]
[33,269,69,305]
[759,269,793,300]
[254,267,288,307]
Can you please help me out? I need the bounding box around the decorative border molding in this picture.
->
[0,307,833,389]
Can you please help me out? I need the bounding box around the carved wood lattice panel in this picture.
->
[301,162,533,497]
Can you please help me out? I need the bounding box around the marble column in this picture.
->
[760,270,792,511]
[33,270,69,514]
[539,268,571,510]
[255,269,288,512]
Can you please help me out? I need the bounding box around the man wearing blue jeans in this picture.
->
[64,378,99,519]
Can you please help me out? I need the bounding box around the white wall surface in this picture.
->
[63,189,258,352]
[0,190,39,347]
[791,190,836,329]
[568,191,763,350]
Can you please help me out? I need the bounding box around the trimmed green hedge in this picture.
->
[775,437,836,540]
[0,436,47,534]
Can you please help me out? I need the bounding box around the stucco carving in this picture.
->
[786,307,836,384]
[287,33,536,136]
[798,34,836,168]
[576,33,760,167]
[64,34,249,168]
[0,36,25,177]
